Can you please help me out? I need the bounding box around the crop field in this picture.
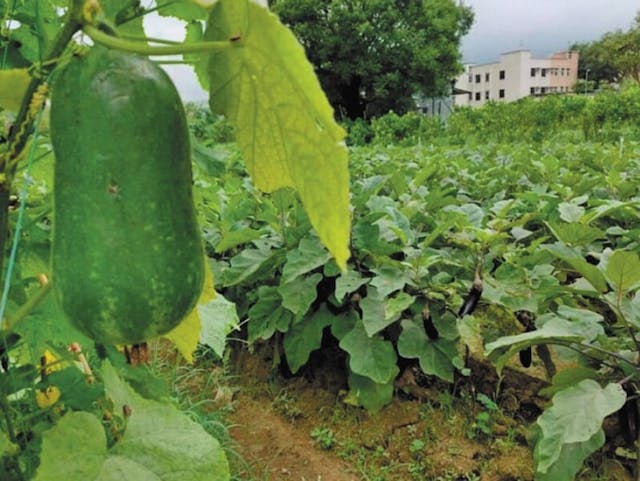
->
[188,126,640,480]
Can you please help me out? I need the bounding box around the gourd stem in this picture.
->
[120,34,182,45]
[84,25,232,56]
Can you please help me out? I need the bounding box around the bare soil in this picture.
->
[197,341,634,481]
[223,343,547,481]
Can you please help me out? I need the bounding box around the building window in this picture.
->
[468,74,472,83]
[485,72,490,82]
[541,87,547,94]
[475,74,481,83]
[468,92,472,101]
[541,69,547,77]
[567,68,571,76]
[475,92,481,101]
[499,70,505,80]
[530,68,536,77]
[530,87,535,95]
[485,91,490,99]
[499,89,505,98]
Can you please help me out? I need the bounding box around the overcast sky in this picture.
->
[149,1,640,102]
[461,0,639,64]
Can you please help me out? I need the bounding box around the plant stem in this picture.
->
[560,341,638,371]
[84,25,232,56]
[120,34,181,45]
[3,282,52,331]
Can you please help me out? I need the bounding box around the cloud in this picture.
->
[462,0,638,63]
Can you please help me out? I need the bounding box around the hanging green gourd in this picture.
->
[50,46,204,345]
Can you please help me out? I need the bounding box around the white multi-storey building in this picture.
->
[454,50,579,107]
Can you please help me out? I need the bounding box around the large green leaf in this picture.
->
[218,246,278,287]
[385,292,415,322]
[247,286,293,342]
[532,424,605,481]
[345,372,393,412]
[205,0,350,269]
[360,287,392,336]
[281,237,331,284]
[283,304,334,373]
[278,273,322,320]
[605,250,640,294]
[335,269,369,301]
[199,293,240,357]
[34,363,230,481]
[370,264,413,297]
[329,308,359,341]
[339,321,398,384]
[533,380,625,479]
[545,242,608,292]
[546,222,604,246]
[397,319,460,382]
[485,314,601,374]
[33,412,106,481]
[557,202,584,223]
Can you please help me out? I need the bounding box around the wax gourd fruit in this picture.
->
[50,46,204,345]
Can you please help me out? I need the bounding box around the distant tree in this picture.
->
[270,0,474,119]
[571,41,618,86]
[572,12,640,86]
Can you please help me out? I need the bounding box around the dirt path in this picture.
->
[228,394,357,481]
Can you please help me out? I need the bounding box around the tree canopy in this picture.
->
[270,0,474,119]
[572,12,640,86]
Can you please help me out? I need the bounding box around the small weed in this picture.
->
[468,393,499,440]
[409,439,425,454]
[271,388,303,420]
[436,391,457,423]
[310,426,336,450]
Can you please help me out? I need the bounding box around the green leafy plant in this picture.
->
[310,426,336,450]
[468,393,498,439]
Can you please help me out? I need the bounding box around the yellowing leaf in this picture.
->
[163,262,216,362]
[200,260,216,303]
[0,69,30,112]
[206,0,350,269]
[165,308,201,363]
